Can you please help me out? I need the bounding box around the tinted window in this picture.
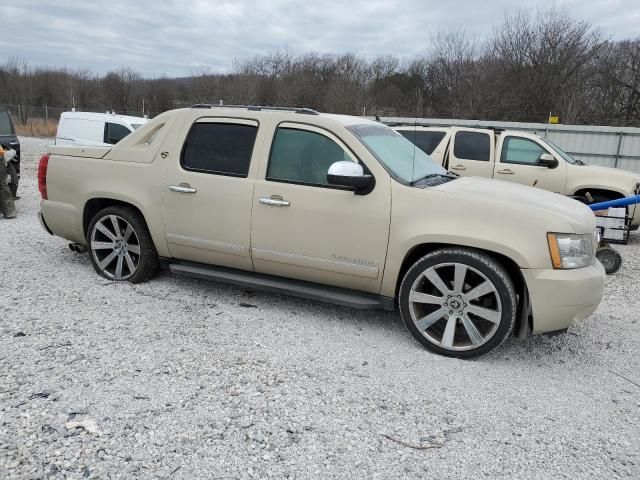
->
[454,131,490,161]
[105,122,132,144]
[267,128,351,186]
[398,130,446,155]
[501,137,546,165]
[0,111,14,136]
[182,122,257,177]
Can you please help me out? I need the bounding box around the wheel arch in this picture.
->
[395,242,530,337]
[570,187,626,200]
[83,197,149,238]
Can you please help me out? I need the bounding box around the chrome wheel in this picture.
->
[408,262,502,352]
[90,214,141,280]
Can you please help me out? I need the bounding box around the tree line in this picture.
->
[1,7,639,126]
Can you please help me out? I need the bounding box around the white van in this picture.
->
[56,112,148,146]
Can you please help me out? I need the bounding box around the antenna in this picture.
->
[411,88,422,183]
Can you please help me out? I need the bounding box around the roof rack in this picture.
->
[190,104,319,115]
[383,120,505,133]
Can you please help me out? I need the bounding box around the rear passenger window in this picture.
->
[267,127,352,186]
[398,130,446,155]
[105,123,132,144]
[454,131,490,161]
[182,123,258,177]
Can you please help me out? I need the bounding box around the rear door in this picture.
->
[448,128,495,177]
[494,133,567,193]
[162,117,260,270]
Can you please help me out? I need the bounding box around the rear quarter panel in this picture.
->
[42,111,184,256]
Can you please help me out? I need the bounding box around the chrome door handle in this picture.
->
[451,164,466,171]
[169,184,197,194]
[259,197,290,207]
[497,169,515,175]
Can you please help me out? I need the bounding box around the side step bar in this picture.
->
[169,261,395,311]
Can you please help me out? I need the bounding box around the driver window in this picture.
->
[501,137,547,165]
[267,127,352,186]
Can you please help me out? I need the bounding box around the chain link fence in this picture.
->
[1,104,70,137]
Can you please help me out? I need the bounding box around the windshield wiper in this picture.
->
[410,173,457,186]
[574,159,586,165]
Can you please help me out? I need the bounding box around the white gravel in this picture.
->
[1,136,639,479]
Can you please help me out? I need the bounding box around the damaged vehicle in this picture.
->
[38,106,605,358]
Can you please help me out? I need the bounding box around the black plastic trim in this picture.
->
[169,260,395,311]
[190,104,319,115]
[38,211,53,235]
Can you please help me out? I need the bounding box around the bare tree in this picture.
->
[3,7,639,126]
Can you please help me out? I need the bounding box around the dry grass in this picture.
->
[14,118,58,137]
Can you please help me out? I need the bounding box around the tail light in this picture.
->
[38,153,49,199]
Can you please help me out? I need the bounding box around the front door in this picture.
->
[251,123,391,293]
[494,134,567,194]
[447,128,495,177]
[163,118,259,270]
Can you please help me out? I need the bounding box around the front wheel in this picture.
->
[399,248,517,358]
[86,206,159,283]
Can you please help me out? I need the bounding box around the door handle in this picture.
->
[169,183,197,194]
[496,169,515,175]
[259,196,290,207]
[450,164,466,171]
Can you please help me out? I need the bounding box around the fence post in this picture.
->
[614,132,624,169]
[45,105,49,136]
[17,104,22,125]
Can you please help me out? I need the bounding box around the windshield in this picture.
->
[543,138,583,165]
[0,111,14,136]
[348,124,447,184]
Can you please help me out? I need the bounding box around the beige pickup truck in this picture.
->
[394,126,640,229]
[38,106,605,358]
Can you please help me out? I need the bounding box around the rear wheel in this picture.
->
[86,206,159,283]
[399,248,517,358]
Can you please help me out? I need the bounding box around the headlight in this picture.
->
[547,232,595,269]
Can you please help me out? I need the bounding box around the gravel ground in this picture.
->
[1,136,639,479]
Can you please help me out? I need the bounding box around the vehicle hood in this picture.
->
[573,164,640,190]
[432,176,595,233]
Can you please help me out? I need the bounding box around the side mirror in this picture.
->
[539,153,559,169]
[327,161,373,190]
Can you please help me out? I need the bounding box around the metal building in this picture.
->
[379,117,640,174]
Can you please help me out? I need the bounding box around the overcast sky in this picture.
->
[1,0,639,78]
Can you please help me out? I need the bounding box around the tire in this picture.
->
[86,206,159,283]
[596,246,622,274]
[399,248,517,359]
[7,163,18,198]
